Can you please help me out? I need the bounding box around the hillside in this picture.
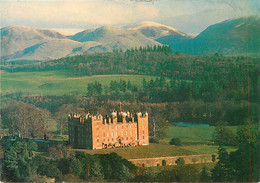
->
[68,26,161,51]
[1,24,162,62]
[1,17,259,62]
[159,16,260,56]
[0,25,66,57]
[124,21,190,39]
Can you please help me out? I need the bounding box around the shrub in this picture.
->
[169,138,182,146]
[175,158,185,165]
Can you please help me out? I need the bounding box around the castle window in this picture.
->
[126,131,128,135]
[142,125,144,129]
[130,131,132,136]
[143,136,145,139]
[122,137,124,141]
[107,132,109,137]
[116,132,118,136]
[116,126,118,130]
[142,119,144,123]
[97,133,99,137]
[112,138,114,141]
[97,128,99,131]
[143,131,144,134]
[97,122,98,125]
[121,131,123,135]
[103,133,105,136]
[107,138,109,141]
[122,126,124,129]
[126,137,128,140]
[103,138,105,142]
[97,139,99,142]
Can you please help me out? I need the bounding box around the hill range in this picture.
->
[1,15,259,62]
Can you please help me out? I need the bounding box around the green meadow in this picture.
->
[0,71,157,95]
[165,125,238,145]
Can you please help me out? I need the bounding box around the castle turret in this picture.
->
[111,111,117,124]
[137,112,149,146]
[121,112,127,123]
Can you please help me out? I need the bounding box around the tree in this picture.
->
[211,147,235,182]
[90,159,104,181]
[54,104,84,135]
[87,81,103,97]
[1,101,50,138]
[69,158,82,177]
[3,139,37,182]
[230,126,259,182]
[200,166,211,182]
[213,125,237,146]
[118,165,134,181]
[43,164,62,180]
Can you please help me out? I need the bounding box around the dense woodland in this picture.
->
[0,46,259,182]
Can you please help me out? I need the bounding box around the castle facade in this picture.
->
[68,111,149,149]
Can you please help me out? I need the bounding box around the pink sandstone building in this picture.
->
[68,111,149,149]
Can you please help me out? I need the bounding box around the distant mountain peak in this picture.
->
[126,21,177,31]
[124,20,189,39]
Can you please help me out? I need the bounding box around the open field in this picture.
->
[71,143,236,159]
[0,71,158,95]
[165,125,238,145]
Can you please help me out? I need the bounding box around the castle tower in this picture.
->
[137,112,149,146]
[91,114,103,149]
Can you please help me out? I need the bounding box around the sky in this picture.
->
[1,0,259,36]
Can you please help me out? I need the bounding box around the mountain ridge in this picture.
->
[1,16,259,62]
[156,15,260,56]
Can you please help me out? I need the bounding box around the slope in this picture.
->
[125,21,191,39]
[163,16,260,56]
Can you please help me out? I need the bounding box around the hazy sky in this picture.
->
[1,0,259,35]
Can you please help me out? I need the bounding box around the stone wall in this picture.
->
[128,154,218,167]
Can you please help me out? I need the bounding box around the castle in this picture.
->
[68,111,149,149]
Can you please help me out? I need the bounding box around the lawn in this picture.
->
[165,125,238,145]
[164,125,239,154]
[71,143,195,159]
[0,71,158,95]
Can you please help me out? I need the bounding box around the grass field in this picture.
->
[0,71,158,95]
[71,143,195,159]
[71,143,237,159]
[165,125,238,145]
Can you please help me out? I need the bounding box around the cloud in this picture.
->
[1,0,159,29]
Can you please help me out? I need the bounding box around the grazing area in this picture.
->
[165,125,238,145]
[0,71,157,95]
